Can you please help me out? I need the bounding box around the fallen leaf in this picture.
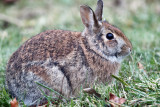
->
[108,93,126,107]
[10,98,18,107]
[83,88,101,98]
[83,88,126,107]
[137,62,146,72]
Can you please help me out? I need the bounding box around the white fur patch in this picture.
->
[106,55,123,63]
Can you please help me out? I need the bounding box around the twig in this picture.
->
[83,88,101,98]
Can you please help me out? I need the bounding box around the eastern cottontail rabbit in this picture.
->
[5,0,132,106]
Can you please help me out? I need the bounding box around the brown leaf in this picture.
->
[83,88,126,107]
[108,93,126,107]
[83,88,101,98]
[10,98,18,107]
[137,62,146,72]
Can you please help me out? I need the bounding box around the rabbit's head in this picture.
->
[80,0,132,63]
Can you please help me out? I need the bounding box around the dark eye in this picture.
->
[106,33,114,40]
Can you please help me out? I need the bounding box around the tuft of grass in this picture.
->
[0,0,160,106]
[0,87,10,107]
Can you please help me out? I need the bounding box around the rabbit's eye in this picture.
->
[106,33,114,40]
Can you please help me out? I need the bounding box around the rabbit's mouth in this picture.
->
[115,47,131,58]
[101,45,131,63]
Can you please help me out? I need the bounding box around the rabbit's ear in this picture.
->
[80,5,100,30]
[95,0,103,21]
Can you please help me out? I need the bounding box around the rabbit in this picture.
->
[5,0,132,106]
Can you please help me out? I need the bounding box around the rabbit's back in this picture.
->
[5,30,87,106]
[19,30,80,62]
[6,30,82,79]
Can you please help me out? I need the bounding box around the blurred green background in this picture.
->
[0,0,160,106]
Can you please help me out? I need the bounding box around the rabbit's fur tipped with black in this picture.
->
[5,0,132,106]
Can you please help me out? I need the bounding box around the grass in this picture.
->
[0,0,160,106]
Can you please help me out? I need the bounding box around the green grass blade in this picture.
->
[35,82,67,100]
[112,75,129,86]
[126,86,147,97]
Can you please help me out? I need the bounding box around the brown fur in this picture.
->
[5,0,132,106]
